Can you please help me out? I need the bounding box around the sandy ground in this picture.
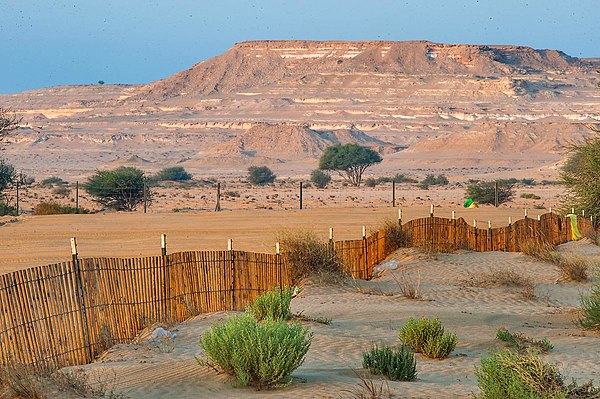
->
[1,203,555,273]
[67,241,600,398]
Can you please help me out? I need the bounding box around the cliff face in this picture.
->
[137,40,587,100]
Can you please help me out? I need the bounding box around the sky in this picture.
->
[1,0,598,94]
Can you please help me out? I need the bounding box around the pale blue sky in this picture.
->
[1,0,597,93]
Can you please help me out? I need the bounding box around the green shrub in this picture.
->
[364,178,377,187]
[153,166,192,182]
[520,193,541,200]
[199,314,312,389]
[34,201,89,215]
[579,268,600,329]
[376,174,418,184]
[248,166,276,185]
[362,345,417,381]
[0,201,17,216]
[310,169,331,189]
[247,287,292,322]
[398,317,457,359]
[40,176,67,187]
[419,174,449,189]
[496,327,553,354]
[475,350,565,399]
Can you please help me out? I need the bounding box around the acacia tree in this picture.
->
[319,144,382,187]
[466,180,514,205]
[84,167,150,211]
[560,134,600,218]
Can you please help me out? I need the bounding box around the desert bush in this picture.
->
[419,174,449,189]
[247,166,276,185]
[83,167,149,211]
[520,193,541,199]
[558,255,589,282]
[365,178,378,187]
[51,186,70,196]
[247,287,292,322]
[398,317,457,359]
[277,230,343,284]
[379,219,404,253]
[475,349,566,399]
[0,201,17,216]
[152,166,192,182]
[579,268,600,330]
[521,178,536,186]
[466,180,515,205]
[33,201,89,215]
[376,174,418,184]
[362,345,417,381]
[39,176,67,187]
[496,327,553,354]
[198,313,312,389]
[310,169,331,188]
[521,239,589,282]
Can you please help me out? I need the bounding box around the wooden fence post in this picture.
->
[473,220,478,251]
[362,226,367,280]
[329,227,334,255]
[161,236,169,322]
[215,183,221,212]
[488,221,492,251]
[228,239,236,310]
[276,242,283,289]
[392,180,396,207]
[452,211,457,251]
[430,205,434,252]
[71,238,93,362]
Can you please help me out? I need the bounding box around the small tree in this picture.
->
[310,169,331,189]
[319,144,382,187]
[84,167,149,211]
[153,166,192,182]
[247,166,276,185]
[466,180,514,205]
[560,135,600,218]
[419,174,449,189]
[0,108,21,143]
[0,159,17,215]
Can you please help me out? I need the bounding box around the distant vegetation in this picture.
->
[310,169,331,188]
[520,193,541,200]
[419,174,449,189]
[39,176,68,187]
[83,167,150,211]
[0,159,17,216]
[151,166,192,183]
[319,144,382,187]
[466,180,515,205]
[247,166,276,185]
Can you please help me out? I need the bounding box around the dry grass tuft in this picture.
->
[390,271,421,300]
[342,372,395,399]
[378,219,405,254]
[521,238,589,282]
[277,229,344,285]
[463,269,535,300]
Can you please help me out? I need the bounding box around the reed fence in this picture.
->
[0,211,594,369]
[0,250,290,368]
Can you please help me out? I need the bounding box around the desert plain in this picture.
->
[1,40,600,398]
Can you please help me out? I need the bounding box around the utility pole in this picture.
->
[215,182,221,212]
[299,181,303,210]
